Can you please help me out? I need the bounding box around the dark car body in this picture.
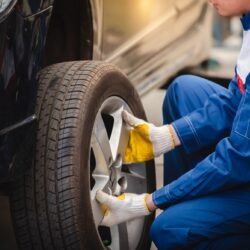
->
[0,0,212,183]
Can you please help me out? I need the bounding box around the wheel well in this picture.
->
[44,0,93,66]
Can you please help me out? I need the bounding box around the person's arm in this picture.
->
[145,193,157,211]
[122,78,240,164]
[153,84,250,208]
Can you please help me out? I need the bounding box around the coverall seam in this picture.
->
[171,121,198,154]
[164,185,172,201]
[234,89,250,139]
[234,130,250,139]
[235,92,246,136]
[246,120,250,138]
[171,122,185,147]
[184,116,201,146]
[152,185,173,208]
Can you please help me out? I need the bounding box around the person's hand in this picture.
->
[95,190,151,227]
[122,110,175,164]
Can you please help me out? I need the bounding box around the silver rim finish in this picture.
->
[89,96,147,250]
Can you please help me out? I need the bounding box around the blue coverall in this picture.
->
[150,13,250,250]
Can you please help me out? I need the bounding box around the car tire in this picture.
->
[10,61,156,250]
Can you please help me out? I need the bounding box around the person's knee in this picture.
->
[150,209,190,250]
[163,75,195,121]
[150,216,161,244]
[167,75,195,100]
[165,75,186,104]
[150,216,166,249]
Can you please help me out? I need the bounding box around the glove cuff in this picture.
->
[151,125,175,156]
[131,194,152,216]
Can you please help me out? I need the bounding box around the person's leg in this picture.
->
[163,75,228,184]
[150,186,250,250]
[194,235,250,250]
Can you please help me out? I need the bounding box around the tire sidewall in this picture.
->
[77,64,155,249]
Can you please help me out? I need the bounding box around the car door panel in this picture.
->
[102,1,176,73]
[102,0,208,78]
[102,0,175,55]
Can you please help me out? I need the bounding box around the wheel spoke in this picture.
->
[110,220,144,250]
[126,218,145,249]
[109,223,129,250]
[109,225,120,250]
[92,113,113,174]
[118,223,129,250]
[109,106,129,160]
[90,113,114,226]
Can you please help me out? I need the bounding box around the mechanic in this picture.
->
[96,0,250,249]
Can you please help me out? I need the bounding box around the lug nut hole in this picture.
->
[118,176,127,191]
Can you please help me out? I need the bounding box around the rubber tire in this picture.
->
[10,61,156,250]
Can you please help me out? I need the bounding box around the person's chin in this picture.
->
[217,10,237,17]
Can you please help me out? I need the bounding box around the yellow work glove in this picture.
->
[96,190,151,227]
[122,110,175,164]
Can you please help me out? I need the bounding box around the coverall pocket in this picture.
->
[234,89,250,139]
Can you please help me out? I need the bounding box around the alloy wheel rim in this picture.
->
[89,96,147,250]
